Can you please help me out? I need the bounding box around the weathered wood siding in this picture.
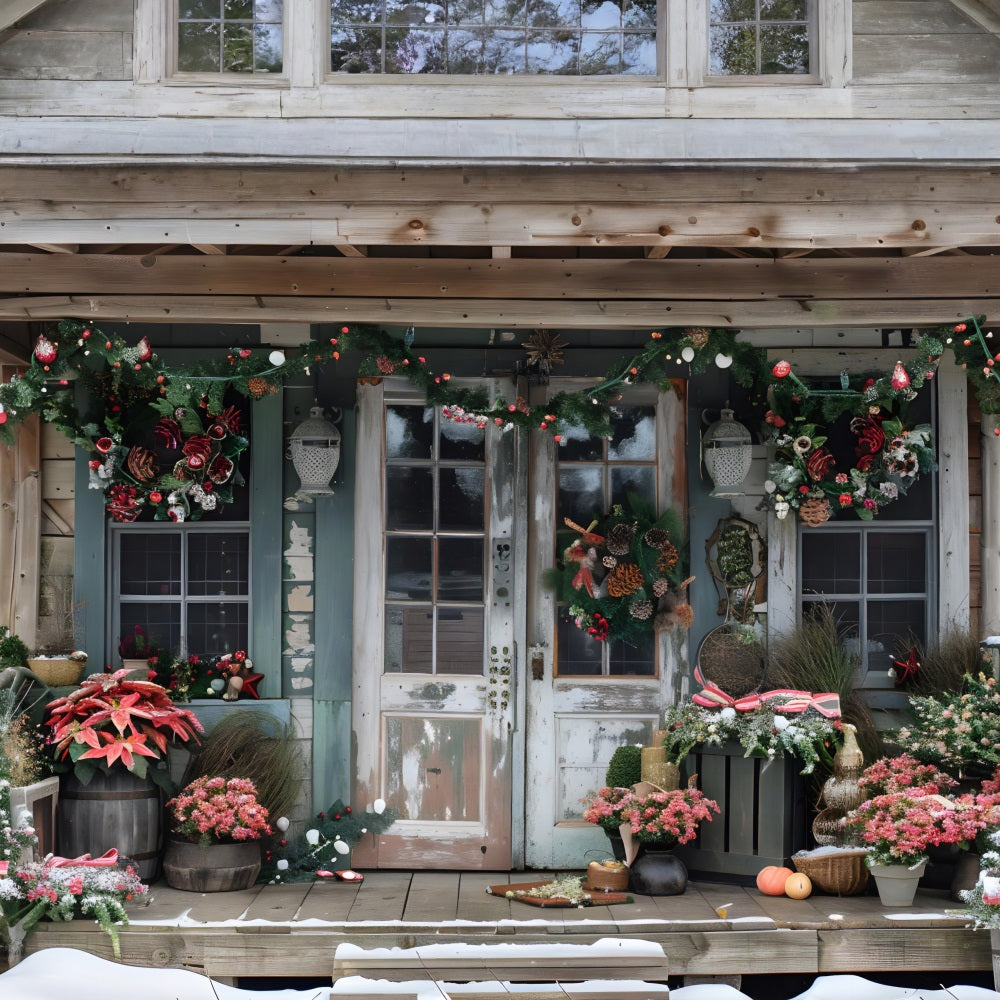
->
[1,0,1000,117]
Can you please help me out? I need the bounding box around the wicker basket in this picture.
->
[585,861,630,892]
[792,850,870,896]
[27,657,85,687]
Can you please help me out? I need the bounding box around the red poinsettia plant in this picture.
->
[166,776,272,848]
[43,669,203,789]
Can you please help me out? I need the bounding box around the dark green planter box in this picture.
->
[675,740,808,884]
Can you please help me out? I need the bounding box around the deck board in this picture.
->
[15,874,991,984]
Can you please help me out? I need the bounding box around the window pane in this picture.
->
[437,607,485,673]
[559,466,603,524]
[121,533,182,596]
[332,27,383,70]
[709,23,756,75]
[581,0,622,28]
[867,533,926,594]
[451,0,485,23]
[622,31,655,72]
[760,23,807,73]
[482,29,526,72]
[609,406,656,460]
[332,0,382,23]
[868,599,926,664]
[557,617,603,675]
[711,0,754,18]
[760,0,806,19]
[187,602,249,658]
[254,23,283,70]
[610,465,655,507]
[386,406,434,459]
[529,0,581,26]
[439,419,485,461]
[800,532,860,595]
[178,23,222,71]
[387,537,433,599]
[439,467,485,531]
[119,607,181,660]
[387,0,439,26]
[438,537,484,601]
[803,599,860,656]
[188,533,249,596]
[487,0,527,25]
[181,0,221,17]
[225,0,253,17]
[222,23,255,71]
[580,33,622,73]
[255,0,284,18]
[623,0,654,28]
[609,633,655,675]
[447,28,485,72]
[386,27,447,72]
[387,467,433,530]
[527,31,579,72]
[385,604,433,672]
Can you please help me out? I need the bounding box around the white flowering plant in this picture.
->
[662,701,840,775]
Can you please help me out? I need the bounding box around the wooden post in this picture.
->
[938,357,970,632]
[982,413,1000,638]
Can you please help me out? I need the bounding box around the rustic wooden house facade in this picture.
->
[1,0,999,874]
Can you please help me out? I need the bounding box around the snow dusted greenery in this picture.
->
[894,672,1000,776]
[661,701,840,774]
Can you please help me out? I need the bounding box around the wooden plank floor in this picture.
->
[17,873,991,984]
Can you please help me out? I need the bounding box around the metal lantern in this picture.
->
[289,406,341,499]
[702,408,753,497]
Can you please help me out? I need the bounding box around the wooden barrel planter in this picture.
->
[162,838,261,892]
[57,769,163,881]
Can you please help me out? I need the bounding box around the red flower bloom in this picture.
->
[805,447,836,482]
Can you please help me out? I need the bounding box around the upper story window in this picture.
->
[708,0,811,76]
[177,0,284,73]
[329,0,657,74]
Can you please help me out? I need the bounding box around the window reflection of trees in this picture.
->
[708,0,809,76]
[330,0,655,73]
[178,0,283,73]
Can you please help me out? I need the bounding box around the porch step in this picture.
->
[331,938,670,992]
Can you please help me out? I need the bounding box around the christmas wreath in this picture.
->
[544,495,691,645]
[761,337,941,524]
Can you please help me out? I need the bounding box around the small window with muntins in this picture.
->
[177,0,284,74]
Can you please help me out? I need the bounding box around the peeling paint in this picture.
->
[289,656,312,673]
[285,618,314,655]
[286,584,314,613]
[285,521,313,557]
[284,556,313,581]
[291,677,314,690]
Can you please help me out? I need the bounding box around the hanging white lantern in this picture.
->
[702,408,753,498]
[289,406,341,500]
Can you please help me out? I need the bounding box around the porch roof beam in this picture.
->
[0,293,994,328]
[2,252,999,301]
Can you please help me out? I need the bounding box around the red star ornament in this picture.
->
[241,672,265,699]
[891,648,920,686]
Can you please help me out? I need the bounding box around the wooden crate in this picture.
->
[675,741,808,884]
[9,776,59,862]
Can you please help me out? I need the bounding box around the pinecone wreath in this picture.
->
[798,495,832,527]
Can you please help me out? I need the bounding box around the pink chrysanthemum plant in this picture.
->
[43,669,203,790]
[844,790,987,869]
[166,775,272,849]
[857,753,958,797]
[582,786,635,833]
[621,787,720,847]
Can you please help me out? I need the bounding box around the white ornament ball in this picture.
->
[275,816,290,832]
[715,353,734,369]
[277,859,289,871]
[681,346,696,363]
[720,707,737,721]
[334,839,351,855]
[268,350,286,366]
[305,828,321,845]
[373,798,386,815]
[772,714,790,731]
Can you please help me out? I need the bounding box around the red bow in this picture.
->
[45,849,119,869]
[691,667,841,718]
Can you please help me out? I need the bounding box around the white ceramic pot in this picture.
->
[869,860,927,906]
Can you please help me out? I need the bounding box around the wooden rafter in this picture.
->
[949,0,1000,35]
[0,0,52,31]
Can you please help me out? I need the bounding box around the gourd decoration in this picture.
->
[784,872,813,899]
[755,865,794,896]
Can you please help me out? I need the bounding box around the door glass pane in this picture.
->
[437,608,485,674]
[610,465,655,507]
[385,604,433,673]
[385,715,482,821]
[439,468,485,530]
[121,533,182,596]
[387,467,433,530]
[609,406,655,460]
[556,617,603,675]
[801,533,860,595]
[439,420,486,461]
[609,633,655,675]
[187,533,249,596]
[386,537,433,600]
[867,533,926,594]
[438,537,484,601]
[557,424,602,461]
[558,466,603,525]
[386,406,434,459]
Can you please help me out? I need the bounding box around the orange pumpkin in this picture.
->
[784,872,812,899]
[756,865,794,896]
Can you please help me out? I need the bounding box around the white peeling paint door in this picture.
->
[524,384,688,869]
[352,380,516,869]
